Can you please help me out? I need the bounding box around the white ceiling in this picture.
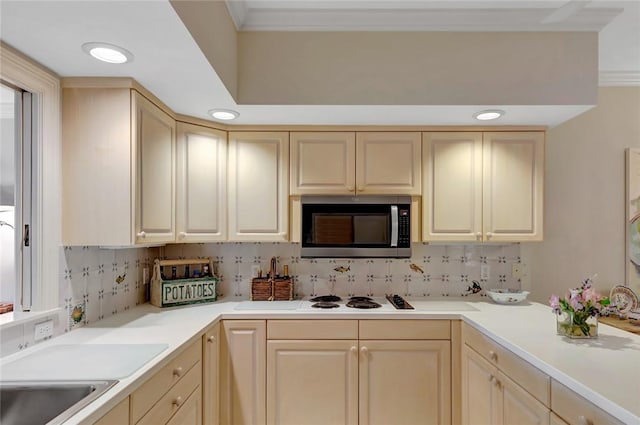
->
[0,0,638,127]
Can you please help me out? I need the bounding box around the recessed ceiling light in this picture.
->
[209,109,239,121]
[82,42,133,64]
[473,109,505,121]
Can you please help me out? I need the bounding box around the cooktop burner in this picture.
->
[346,299,382,309]
[348,296,372,302]
[310,295,342,302]
[312,301,340,309]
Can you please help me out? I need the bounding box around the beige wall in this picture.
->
[237,31,597,106]
[522,87,640,302]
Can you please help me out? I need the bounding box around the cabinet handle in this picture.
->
[489,350,498,361]
[488,375,495,383]
[207,335,216,343]
[361,346,368,353]
[178,232,186,239]
[357,186,364,192]
[137,231,146,238]
[172,396,183,407]
[350,346,357,353]
[577,416,593,425]
[486,232,493,239]
[476,232,482,240]
[347,186,354,191]
[173,366,183,377]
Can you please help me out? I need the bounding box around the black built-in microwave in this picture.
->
[300,195,411,258]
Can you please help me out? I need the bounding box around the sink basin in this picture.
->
[0,379,117,425]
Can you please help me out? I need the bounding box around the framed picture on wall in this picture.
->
[626,148,640,294]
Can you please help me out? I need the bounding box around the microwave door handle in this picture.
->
[390,205,398,247]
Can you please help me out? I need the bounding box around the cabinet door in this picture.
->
[359,340,451,425]
[220,320,266,425]
[203,323,220,425]
[94,397,130,425]
[176,123,227,243]
[499,371,550,425]
[166,387,202,425]
[355,132,421,195]
[482,132,544,242]
[228,132,289,241]
[462,346,501,425]
[422,132,483,242]
[133,91,176,244]
[266,340,358,425]
[290,132,356,194]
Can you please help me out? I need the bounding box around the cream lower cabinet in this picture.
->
[220,320,267,425]
[462,346,549,425]
[422,131,544,242]
[62,81,176,246]
[176,123,227,243]
[227,132,289,241]
[94,397,130,425]
[131,339,202,425]
[267,339,359,425]
[266,320,451,425]
[202,322,220,425]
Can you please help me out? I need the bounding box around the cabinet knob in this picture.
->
[486,232,493,239]
[357,186,364,192]
[173,366,183,377]
[178,232,186,239]
[476,232,482,240]
[172,396,183,407]
[361,346,368,353]
[347,186,354,191]
[350,346,357,353]
[488,375,495,383]
[577,416,593,425]
[207,335,216,343]
[137,231,146,238]
[489,350,498,361]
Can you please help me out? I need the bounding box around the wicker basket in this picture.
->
[251,257,293,301]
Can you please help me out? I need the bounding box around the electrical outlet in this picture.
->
[251,265,261,278]
[34,319,54,341]
[480,264,490,280]
[512,263,523,279]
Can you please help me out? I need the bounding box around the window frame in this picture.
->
[0,42,60,312]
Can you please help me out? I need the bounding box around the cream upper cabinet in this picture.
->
[482,132,544,242]
[290,132,356,194]
[422,132,483,242]
[356,132,422,195]
[220,320,266,425]
[202,322,220,425]
[228,132,289,241]
[422,131,544,242]
[266,339,359,425]
[63,85,175,246]
[359,340,451,425]
[290,131,420,195]
[176,123,227,243]
[133,92,176,245]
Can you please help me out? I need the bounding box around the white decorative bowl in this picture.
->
[486,288,530,304]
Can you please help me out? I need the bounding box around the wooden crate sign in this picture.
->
[151,258,218,308]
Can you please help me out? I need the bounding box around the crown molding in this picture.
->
[599,71,640,86]
[225,0,248,30]
[229,3,621,32]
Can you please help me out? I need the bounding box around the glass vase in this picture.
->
[556,311,598,338]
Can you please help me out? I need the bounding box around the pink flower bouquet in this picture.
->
[549,278,610,337]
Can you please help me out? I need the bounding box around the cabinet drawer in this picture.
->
[551,380,624,425]
[359,320,451,340]
[131,339,202,423]
[137,361,201,425]
[267,320,358,339]
[463,323,550,406]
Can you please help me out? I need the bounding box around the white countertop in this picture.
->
[1,299,638,425]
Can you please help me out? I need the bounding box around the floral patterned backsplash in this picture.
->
[0,242,522,357]
[163,242,523,300]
